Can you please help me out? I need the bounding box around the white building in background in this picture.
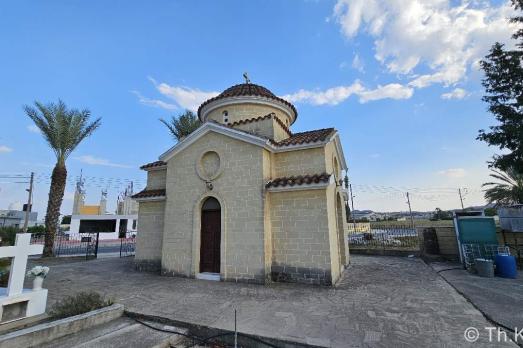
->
[69,214,138,240]
[67,176,138,240]
[0,209,38,228]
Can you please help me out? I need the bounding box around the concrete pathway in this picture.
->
[430,261,523,333]
[34,255,517,347]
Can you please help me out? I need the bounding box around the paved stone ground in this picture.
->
[430,261,523,333]
[31,255,517,347]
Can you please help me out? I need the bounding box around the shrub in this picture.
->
[0,226,20,246]
[0,258,10,287]
[27,225,46,236]
[49,291,113,319]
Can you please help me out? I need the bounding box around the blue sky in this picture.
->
[0,0,517,215]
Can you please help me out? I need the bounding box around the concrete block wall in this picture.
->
[135,201,165,271]
[417,226,459,259]
[270,188,334,285]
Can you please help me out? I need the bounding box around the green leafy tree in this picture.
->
[483,167,523,205]
[25,100,101,256]
[478,0,523,171]
[431,208,453,221]
[159,110,201,142]
[61,215,71,224]
[484,207,498,216]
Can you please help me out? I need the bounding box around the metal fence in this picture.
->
[31,232,136,258]
[348,223,420,251]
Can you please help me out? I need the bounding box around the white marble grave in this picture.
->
[0,233,47,323]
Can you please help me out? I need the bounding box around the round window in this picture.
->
[197,151,222,181]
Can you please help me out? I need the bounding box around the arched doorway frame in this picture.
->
[191,192,227,279]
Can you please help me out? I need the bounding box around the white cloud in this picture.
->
[438,168,467,178]
[358,83,413,103]
[74,155,132,168]
[369,153,380,158]
[132,90,178,111]
[283,81,413,105]
[333,0,516,88]
[27,124,41,134]
[283,82,365,105]
[441,88,469,100]
[149,77,219,112]
[0,145,13,153]
[352,54,365,72]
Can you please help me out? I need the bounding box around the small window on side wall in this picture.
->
[222,110,229,124]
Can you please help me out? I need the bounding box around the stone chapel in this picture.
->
[132,80,350,285]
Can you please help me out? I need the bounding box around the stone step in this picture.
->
[40,317,187,348]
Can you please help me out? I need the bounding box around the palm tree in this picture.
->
[160,110,201,142]
[25,100,101,256]
[483,167,523,206]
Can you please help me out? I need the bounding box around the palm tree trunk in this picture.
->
[43,163,67,257]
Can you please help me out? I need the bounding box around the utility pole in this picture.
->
[23,172,34,233]
[405,192,414,229]
[349,183,357,232]
[458,188,465,210]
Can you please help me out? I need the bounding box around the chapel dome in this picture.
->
[197,82,298,125]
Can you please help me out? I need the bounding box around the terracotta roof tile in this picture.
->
[228,113,273,127]
[266,173,331,188]
[131,189,166,199]
[228,113,292,137]
[198,83,297,121]
[140,161,166,170]
[272,128,335,147]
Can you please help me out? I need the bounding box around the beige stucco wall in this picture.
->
[273,147,326,178]
[270,188,336,285]
[135,200,166,270]
[206,103,292,128]
[161,131,269,283]
[146,169,167,190]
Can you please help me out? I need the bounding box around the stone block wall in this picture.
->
[230,114,290,142]
[232,116,274,140]
[162,132,268,284]
[135,201,165,271]
[270,188,333,285]
[271,117,291,142]
[272,147,326,178]
[206,103,292,129]
[146,169,167,190]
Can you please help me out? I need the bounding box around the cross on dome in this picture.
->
[243,72,251,84]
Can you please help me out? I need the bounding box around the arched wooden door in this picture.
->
[200,197,221,273]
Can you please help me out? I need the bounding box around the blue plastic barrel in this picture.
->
[495,254,518,279]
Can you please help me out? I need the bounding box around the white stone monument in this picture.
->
[0,233,47,323]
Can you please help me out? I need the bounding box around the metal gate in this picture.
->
[84,233,99,259]
[119,232,136,257]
